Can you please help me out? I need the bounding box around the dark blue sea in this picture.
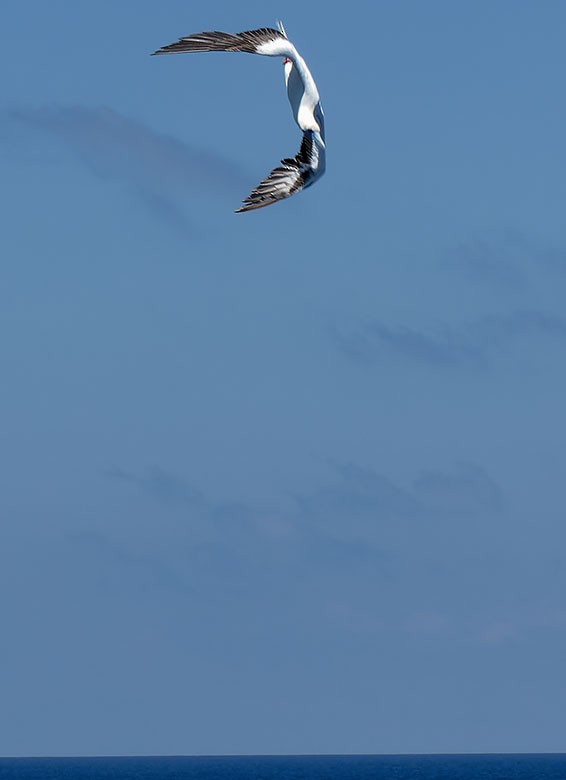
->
[1,755,565,780]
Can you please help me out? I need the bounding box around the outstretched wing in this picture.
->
[235,131,325,213]
[152,27,287,56]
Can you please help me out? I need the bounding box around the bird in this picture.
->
[152,21,325,213]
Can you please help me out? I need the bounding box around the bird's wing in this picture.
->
[235,130,325,213]
[152,25,318,132]
[152,27,291,56]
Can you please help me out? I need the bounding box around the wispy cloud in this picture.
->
[104,465,205,509]
[445,229,566,288]
[104,459,504,551]
[5,105,246,225]
[444,229,532,290]
[296,461,421,524]
[90,459,519,641]
[296,460,503,532]
[412,462,504,514]
[67,529,193,594]
[334,309,566,369]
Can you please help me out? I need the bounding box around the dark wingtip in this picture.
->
[235,200,258,213]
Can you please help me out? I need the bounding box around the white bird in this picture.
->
[152,21,325,213]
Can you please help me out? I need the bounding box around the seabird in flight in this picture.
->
[152,21,325,212]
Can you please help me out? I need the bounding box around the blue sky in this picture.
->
[2,0,566,757]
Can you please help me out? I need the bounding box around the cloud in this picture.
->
[296,461,421,524]
[334,309,566,369]
[5,105,247,225]
[444,229,532,290]
[104,465,205,509]
[104,466,298,545]
[104,459,504,552]
[297,460,503,528]
[98,462,398,600]
[90,459,526,643]
[334,320,481,367]
[102,464,303,569]
[412,462,504,515]
[445,229,566,288]
[66,529,193,594]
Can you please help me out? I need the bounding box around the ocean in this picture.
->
[0,755,565,780]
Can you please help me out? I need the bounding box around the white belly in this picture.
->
[285,61,321,133]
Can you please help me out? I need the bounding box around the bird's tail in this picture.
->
[276,20,288,38]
